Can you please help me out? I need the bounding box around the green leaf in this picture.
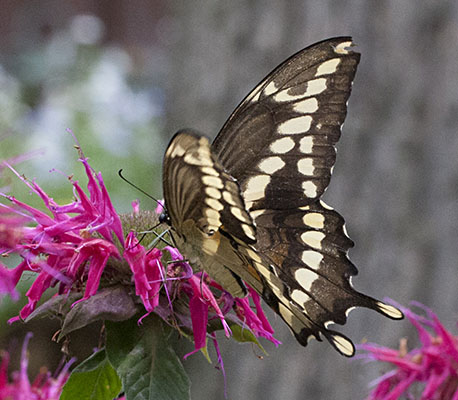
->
[59,286,139,340]
[105,317,139,370]
[25,292,82,323]
[61,349,122,400]
[106,316,191,400]
[230,324,267,354]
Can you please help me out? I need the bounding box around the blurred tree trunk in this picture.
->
[163,1,458,399]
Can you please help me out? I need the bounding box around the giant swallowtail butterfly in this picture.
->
[160,37,403,356]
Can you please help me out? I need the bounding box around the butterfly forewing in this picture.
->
[162,37,403,357]
[212,37,359,210]
[163,130,257,245]
[163,131,267,297]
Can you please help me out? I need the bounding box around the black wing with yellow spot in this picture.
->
[213,37,359,209]
[162,37,403,357]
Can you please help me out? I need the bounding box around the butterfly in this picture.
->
[160,37,403,357]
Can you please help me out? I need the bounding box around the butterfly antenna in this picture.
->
[118,169,163,207]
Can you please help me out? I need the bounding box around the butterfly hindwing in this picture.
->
[254,201,403,354]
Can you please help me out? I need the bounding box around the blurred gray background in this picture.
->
[1,1,457,399]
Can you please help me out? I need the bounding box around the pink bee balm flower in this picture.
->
[235,287,281,346]
[359,302,458,400]
[0,144,279,362]
[0,333,73,400]
[0,154,124,322]
[124,231,163,313]
[163,246,230,357]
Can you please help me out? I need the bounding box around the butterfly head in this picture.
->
[159,208,171,226]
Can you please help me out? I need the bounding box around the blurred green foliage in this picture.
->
[0,15,165,213]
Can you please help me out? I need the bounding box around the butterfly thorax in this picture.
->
[158,210,171,225]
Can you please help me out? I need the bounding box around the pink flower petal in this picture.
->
[186,294,209,355]
[155,200,164,215]
[0,264,23,300]
[188,275,230,338]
